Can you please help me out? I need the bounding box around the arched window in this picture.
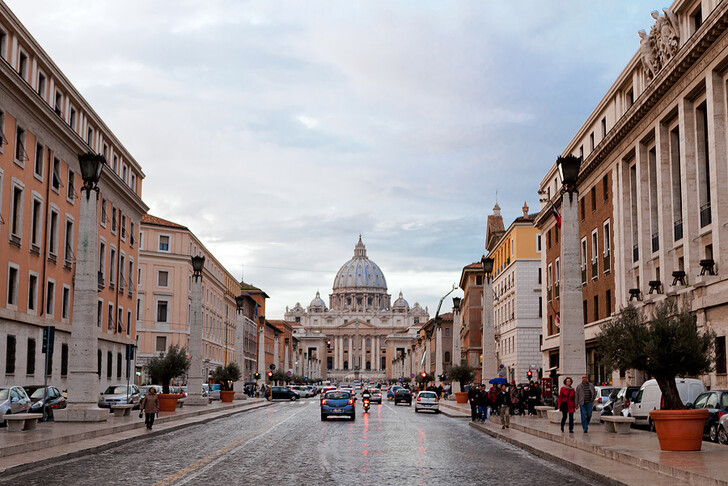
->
[444,351,451,363]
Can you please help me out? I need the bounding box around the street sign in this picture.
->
[287,371,292,377]
[399,377,403,382]
[410,373,415,379]
[126,344,135,361]
[42,326,55,354]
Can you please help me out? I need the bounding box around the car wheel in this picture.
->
[709,423,719,442]
[291,395,297,401]
[718,426,728,445]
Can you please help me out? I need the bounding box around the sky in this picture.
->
[7,0,661,318]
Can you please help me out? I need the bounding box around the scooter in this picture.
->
[363,398,370,413]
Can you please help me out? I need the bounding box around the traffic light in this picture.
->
[253,372,261,380]
[421,372,427,378]
[267,371,273,379]
[527,370,533,380]
[326,339,332,348]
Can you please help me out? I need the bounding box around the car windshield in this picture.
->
[29,388,47,399]
[600,389,613,396]
[420,392,437,398]
[396,390,409,395]
[326,392,350,400]
[0,389,9,400]
[103,386,132,394]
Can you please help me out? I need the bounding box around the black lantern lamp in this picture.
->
[191,255,205,281]
[556,154,582,198]
[235,294,245,312]
[78,152,105,199]
[481,255,494,276]
[452,296,462,311]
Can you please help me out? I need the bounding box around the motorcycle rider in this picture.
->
[362,388,372,411]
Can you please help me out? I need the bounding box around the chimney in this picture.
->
[522,201,529,217]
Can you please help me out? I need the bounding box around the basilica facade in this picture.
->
[285,237,428,381]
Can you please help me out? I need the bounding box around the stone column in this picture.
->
[54,189,106,422]
[257,323,265,377]
[435,324,443,384]
[425,339,432,376]
[373,336,379,371]
[233,308,247,400]
[452,307,462,393]
[482,274,497,381]
[284,341,290,373]
[559,190,586,388]
[273,332,280,370]
[185,264,209,406]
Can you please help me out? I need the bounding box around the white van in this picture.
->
[629,378,705,427]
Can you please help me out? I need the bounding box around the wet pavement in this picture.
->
[0,399,602,485]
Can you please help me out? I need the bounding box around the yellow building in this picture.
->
[485,202,543,383]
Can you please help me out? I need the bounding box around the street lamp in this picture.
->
[186,255,209,405]
[481,255,496,384]
[191,255,205,281]
[555,154,586,388]
[452,296,461,311]
[54,152,108,423]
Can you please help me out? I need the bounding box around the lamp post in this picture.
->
[233,294,247,400]
[556,155,586,388]
[55,153,107,422]
[186,255,209,406]
[481,255,496,383]
[452,296,462,393]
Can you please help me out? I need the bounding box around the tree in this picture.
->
[210,362,242,391]
[448,363,475,391]
[144,345,191,394]
[597,299,714,410]
[270,370,287,384]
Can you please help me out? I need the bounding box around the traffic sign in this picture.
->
[399,377,403,382]
[410,373,415,379]
[287,371,292,377]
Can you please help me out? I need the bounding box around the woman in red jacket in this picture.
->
[557,377,575,433]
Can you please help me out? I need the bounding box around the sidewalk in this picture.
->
[442,400,728,486]
[0,398,270,475]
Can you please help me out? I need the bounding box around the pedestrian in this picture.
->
[437,384,444,399]
[140,386,159,430]
[509,380,519,415]
[477,384,489,422]
[527,380,539,415]
[496,384,511,429]
[575,374,597,433]
[557,377,576,433]
[468,383,478,421]
[487,384,498,419]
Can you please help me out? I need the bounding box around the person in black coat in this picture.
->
[467,384,478,421]
[477,384,490,422]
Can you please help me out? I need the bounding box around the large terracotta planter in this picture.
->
[220,390,235,403]
[650,409,709,451]
[157,393,179,412]
[455,392,469,404]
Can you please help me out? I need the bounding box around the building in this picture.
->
[419,312,454,380]
[137,215,264,383]
[0,2,147,390]
[536,0,728,388]
[285,236,428,382]
[486,202,543,383]
[458,262,484,382]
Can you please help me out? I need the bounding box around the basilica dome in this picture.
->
[332,236,387,290]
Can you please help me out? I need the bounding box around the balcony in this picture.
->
[547,287,552,301]
[591,261,598,279]
[673,219,683,242]
[554,284,560,299]
[633,245,639,263]
[581,267,587,284]
[98,271,105,291]
[603,251,611,273]
[651,233,659,253]
[700,202,712,227]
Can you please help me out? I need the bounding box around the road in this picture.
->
[2,398,601,485]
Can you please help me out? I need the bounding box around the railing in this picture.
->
[581,267,587,284]
[554,284,560,299]
[633,245,639,263]
[673,219,683,242]
[98,271,105,290]
[603,251,610,272]
[591,261,598,278]
[547,287,552,301]
[700,202,712,227]
[651,233,659,253]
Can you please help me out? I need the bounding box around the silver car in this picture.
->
[97,384,141,409]
[1,386,32,426]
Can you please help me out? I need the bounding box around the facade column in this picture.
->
[284,341,290,373]
[706,72,728,272]
[435,324,443,384]
[233,306,246,400]
[559,189,587,388]
[257,322,265,377]
[452,306,462,392]
[184,259,209,406]
[482,273,497,381]
[273,332,280,370]
[373,336,379,371]
[54,188,106,422]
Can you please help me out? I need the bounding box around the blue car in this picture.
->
[321,391,355,421]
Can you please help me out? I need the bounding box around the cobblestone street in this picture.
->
[1,400,601,485]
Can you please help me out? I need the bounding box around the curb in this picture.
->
[0,401,271,476]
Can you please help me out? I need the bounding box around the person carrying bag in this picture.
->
[557,377,575,433]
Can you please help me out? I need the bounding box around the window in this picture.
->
[27,338,36,375]
[603,220,611,272]
[122,164,127,184]
[0,29,6,60]
[716,336,727,374]
[691,5,703,35]
[48,208,59,257]
[111,207,117,233]
[54,91,63,116]
[591,229,599,278]
[97,350,102,376]
[603,175,609,202]
[107,351,112,378]
[112,155,118,173]
[67,171,75,201]
[64,218,74,265]
[601,117,607,138]
[139,231,144,250]
[159,235,170,252]
[130,222,135,246]
[593,295,599,322]
[7,263,19,306]
[589,132,595,151]
[10,181,24,242]
[109,248,116,285]
[6,335,16,374]
[61,344,68,376]
[46,279,55,316]
[156,301,168,322]
[99,240,106,283]
[121,214,126,240]
[18,49,28,79]
[87,126,94,147]
[34,143,44,178]
[538,296,543,317]
[108,303,114,331]
[538,267,542,284]
[605,290,612,317]
[15,126,27,165]
[590,186,596,212]
[52,157,61,191]
[97,300,103,328]
[28,273,38,312]
[117,352,122,378]
[62,286,70,320]
[127,310,132,336]
[554,258,560,289]
[536,234,541,252]
[156,336,167,353]
[580,198,585,220]
[69,107,76,131]
[30,196,42,250]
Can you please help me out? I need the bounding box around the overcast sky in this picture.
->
[8,0,659,318]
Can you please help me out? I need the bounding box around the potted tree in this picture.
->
[210,362,242,403]
[597,299,714,451]
[448,363,475,404]
[144,345,191,412]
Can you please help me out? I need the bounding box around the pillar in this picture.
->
[233,306,247,400]
[452,307,462,392]
[184,263,209,406]
[257,323,265,377]
[435,324,443,384]
[273,332,280,370]
[482,275,497,380]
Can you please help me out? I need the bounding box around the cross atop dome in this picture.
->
[354,235,367,257]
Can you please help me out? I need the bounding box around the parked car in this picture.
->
[688,390,728,442]
[97,385,141,409]
[170,385,187,400]
[629,378,705,428]
[415,391,439,413]
[394,388,412,406]
[202,384,221,400]
[24,386,67,421]
[601,386,641,418]
[718,413,728,445]
[267,386,298,401]
[321,390,355,421]
[0,386,32,426]
[594,386,619,412]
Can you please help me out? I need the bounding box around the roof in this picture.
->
[140,214,188,230]
[240,282,270,299]
[460,263,483,289]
